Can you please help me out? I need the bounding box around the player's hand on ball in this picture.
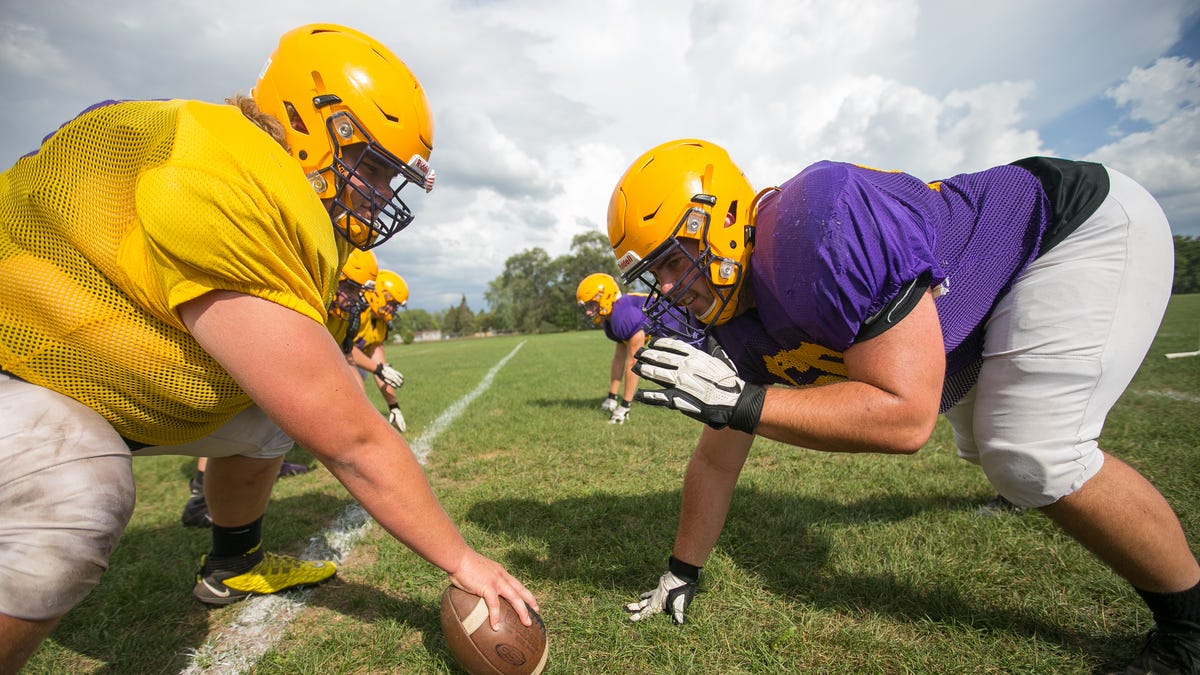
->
[633,337,765,433]
[625,556,700,625]
[608,404,630,425]
[600,395,619,413]
[447,550,540,630]
[374,362,404,389]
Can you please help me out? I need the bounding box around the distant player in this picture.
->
[0,23,537,672]
[355,269,410,432]
[610,138,1198,674]
[577,273,649,424]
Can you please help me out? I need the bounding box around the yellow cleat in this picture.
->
[193,549,336,606]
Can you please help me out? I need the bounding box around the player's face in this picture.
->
[340,144,399,217]
[323,135,432,250]
[647,237,715,318]
[333,279,365,313]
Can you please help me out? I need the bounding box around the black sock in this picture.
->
[209,516,264,565]
[1136,579,1200,628]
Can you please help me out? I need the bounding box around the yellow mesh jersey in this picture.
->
[356,309,390,351]
[326,299,361,354]
[0,99,346,445]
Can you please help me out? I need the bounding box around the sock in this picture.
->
[208,516,265,573]
[1136,579,1200,628]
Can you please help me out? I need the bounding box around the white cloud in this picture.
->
[1088,57,1200,235]
[2,0,1198,312]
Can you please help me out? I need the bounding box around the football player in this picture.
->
[578,272,703,424]
[0,23,536,671]
[576,272,644,424]
[354,269,410,432]
[611,139,1197,673]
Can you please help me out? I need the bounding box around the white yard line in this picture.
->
[181,341,526,674]
[1133,388,1200,404]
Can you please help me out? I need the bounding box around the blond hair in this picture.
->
[226,94,289,153]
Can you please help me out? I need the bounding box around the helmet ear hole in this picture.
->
[283,102,309,134]
[727,200,739,225]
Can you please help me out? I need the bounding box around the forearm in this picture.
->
[754,381,935,454]
[349,347,377,372]
[315,424,471,573]
[672,427,752,566]
[752,292,943,454]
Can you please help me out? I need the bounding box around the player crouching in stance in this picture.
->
[327,249,407,433]
[576,272,647,424]
[359,269,411,432]
[0,24,537,672]
[610,139,1199,673]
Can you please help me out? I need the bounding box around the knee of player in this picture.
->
[978,440,1102,508]
[1,454,134,620]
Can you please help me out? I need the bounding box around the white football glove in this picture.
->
[608,404,630,425]
[633,337,765,434]
[374,363,404,389]
[600,396,619,413]
[625,558,700,625]
[388,407,407,433]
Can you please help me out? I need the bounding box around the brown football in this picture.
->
[439,585,548,675]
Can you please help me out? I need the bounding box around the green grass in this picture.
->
[23,295,1200,674]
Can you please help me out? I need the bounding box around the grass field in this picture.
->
[23,295,1200,674]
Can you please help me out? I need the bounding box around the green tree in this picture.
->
[392,308,439,336]
[1174,235,1200,294]
[482,229,645,333]
[551,231,626,330]
[442,295,477,338]
[485,248,559,333]
[557,231,622,290]
[475,309,495,334]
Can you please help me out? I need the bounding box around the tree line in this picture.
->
[391,234,1200,342]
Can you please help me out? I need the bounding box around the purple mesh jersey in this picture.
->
[605,293,698,345]
[604,293,652,343]
[714,160,1051,411]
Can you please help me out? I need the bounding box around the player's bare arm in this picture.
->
[754,290,945,454]
[179,291,539,625]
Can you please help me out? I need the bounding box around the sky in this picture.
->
[3,1,1199,313]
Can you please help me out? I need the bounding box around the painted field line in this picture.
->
[181,340,526,674]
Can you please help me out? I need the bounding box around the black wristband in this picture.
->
[729,382,766,434]
[606,392,618,401]
[621,399,633,408]
[668,555,702,584]
[374,363,384,375]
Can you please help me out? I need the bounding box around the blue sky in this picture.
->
[3,1,1198,312]
[1041,16,1200,159]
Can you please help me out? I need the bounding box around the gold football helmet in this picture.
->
[254,24,436,250]
[373,269,409,318]
[608,138,758,330]
[576,272,619,325]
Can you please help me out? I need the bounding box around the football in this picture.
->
[439,585,548,675]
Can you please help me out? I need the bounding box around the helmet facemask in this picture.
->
[620,196,743,343]
[320,108,434,250]
[331,277,372,319]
